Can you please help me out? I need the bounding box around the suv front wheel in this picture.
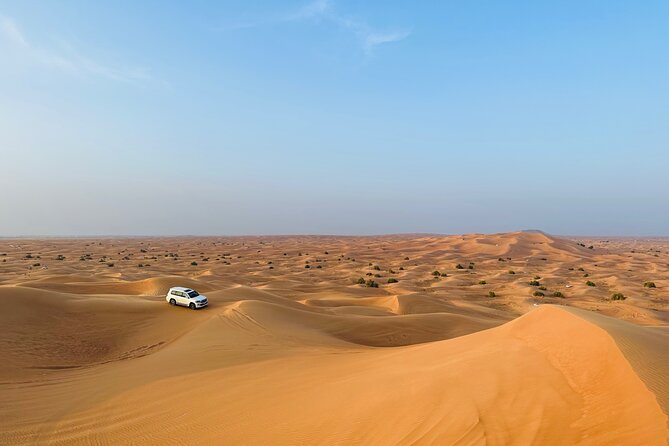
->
[169,298,176,306]
[189,303,196,310]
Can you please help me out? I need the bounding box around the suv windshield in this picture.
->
[187,291,200,298]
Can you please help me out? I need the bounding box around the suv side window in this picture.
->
[171,290,179,296]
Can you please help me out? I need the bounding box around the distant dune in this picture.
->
[1,232,668,444]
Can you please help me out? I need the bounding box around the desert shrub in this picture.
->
[373,265,381,271]
[534,275,541,280]
[529,280,541,286]
[304,264,310,269]
[138,264,145,267]
[399,267,404,271]
[577,267,585,272]
[190,261,197,266]
[568,267,574,271]
[611,292,626,300]
[586,281,596,287]
[374,273,381,277]
[583,273,589,277]
[404,257,410,260]
[32,263,40,267]
[508,270,515,275]
[478,280,487,285]
[498,258,505,262]
[538,286,547,291]
[468,265,474,269]
[365,280,379,288]
[643,281,657,288]
[552,291,564,298]
[387,278,399,283]
[488,291,496,297]
[357,277,366,285]
[324,251,329,255]
[316,265,322,269]
[455,263,464,269]
[533,291,545,297]
[55,255,65,261]
[432,270,441,276]
[389,269,396,274]
[588,245,594,249]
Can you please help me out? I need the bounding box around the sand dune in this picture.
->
[1,232,668,444]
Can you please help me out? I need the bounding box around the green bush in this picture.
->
[455,263,464,269]
[643,281,657,288]
[373,265,381,271]
[611,292,626,301]
[404,256,410,260]
[357,277,366,285]
[488,291,496,298]
[552,291,564,298]
[533,291,545,297]
[365,280,379,288]
[432,270,441,276]
[586,281,596,287]
[534,275,541,280]
[387,278,398,283]
[538,286,547,291]
[529,280,540,286]
[478,280,487,285]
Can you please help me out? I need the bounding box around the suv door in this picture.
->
[177,291,188,305]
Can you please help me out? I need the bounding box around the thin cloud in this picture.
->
[222,0,410,55]
[0,14,156,84]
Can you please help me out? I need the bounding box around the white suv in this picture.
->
[166,287,208,310]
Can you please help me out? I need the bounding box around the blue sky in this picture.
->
[1,0,667,236]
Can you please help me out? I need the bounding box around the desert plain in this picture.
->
[1,231,668,445]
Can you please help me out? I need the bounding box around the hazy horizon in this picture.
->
[2,0,668,236]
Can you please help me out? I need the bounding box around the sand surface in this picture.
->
[1,232,668,444]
